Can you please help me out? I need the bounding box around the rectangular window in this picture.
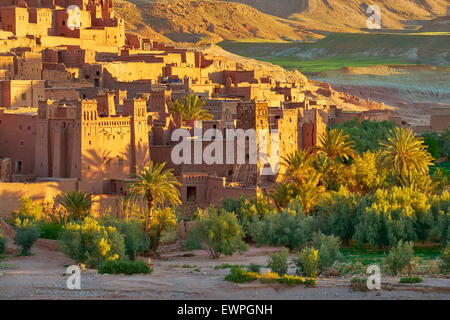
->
[15,160,23,173]
[186,186,197,203]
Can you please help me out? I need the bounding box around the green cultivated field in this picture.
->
[263,56,415,73]
[219,32,450,73]
[342,246,441,266]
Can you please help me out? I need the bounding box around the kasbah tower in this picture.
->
[0,0,399,217]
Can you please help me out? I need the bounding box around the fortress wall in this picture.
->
[91,194,125,218]
[0,181,131,219]
[0,179,77,218]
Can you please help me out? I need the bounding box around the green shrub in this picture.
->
[14,226,40,256]
[333,261,365,275]
[267,248,289,276]
[259,271,280,284]
[221,196,274,238]
[296,248,320,277]
[383,241,415,276]
[429,192,450,245]
[247,263,262,273]
[304,278,317,287]
[314,189,364,244]
[224,268,259,283]
[277,275,305,286]
[102,217,148,260]
[59,217,125,267]
[185,208,248,259]
[250,206,313,250]
[399,276,423,284]
[11,197,44,227]
[214,263,243,270]
[312,232,344,270]
[354,188,432,247]
[97,259,152,275]
[0,231,7,255]
[333,119,396,154]
[55,191,92,221]
[439,245,450,274]
[350,277,369,292]
[40,222,64,240]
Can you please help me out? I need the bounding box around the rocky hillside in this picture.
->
[220,0,449,32]
[194,43,309,83]
[115,0,172,42]
[121,0,449,43]
[122,0,319,42]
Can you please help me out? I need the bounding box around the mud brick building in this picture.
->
[0,0,402,216]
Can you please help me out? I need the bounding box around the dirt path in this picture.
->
[1,246,449,300]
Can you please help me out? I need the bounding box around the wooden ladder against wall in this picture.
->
[231,164,242,183]
[244,164,257,186]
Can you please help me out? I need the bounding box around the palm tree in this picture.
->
[313,152,349,191]
[170,94,213,121]
[378,128,434,177]
[317,128,356,162]
[281,149,315,184]
[148,207,178,254]
[293,171,325,214]
[268,183,294,211]
[396,170,434,193]
[55,191,92,221]
[128,161,181,235]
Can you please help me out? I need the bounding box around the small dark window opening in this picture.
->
[15,160,23,173]
[187,186,197,203]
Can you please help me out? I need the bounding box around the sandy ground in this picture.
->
[0,246,449,300]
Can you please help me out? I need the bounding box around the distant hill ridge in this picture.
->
[121,0,319,43]
[122,0,449,42]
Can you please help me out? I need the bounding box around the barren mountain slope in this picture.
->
[123,0,318,42]
[420,16,450,31]
[220,0,449,32]
[115,0,172,42]
[196,43,309,83]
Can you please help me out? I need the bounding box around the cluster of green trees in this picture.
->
[7,116,450,273]
[185,124,449,259]
[421,129,450,161]
[271,126,445,214]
